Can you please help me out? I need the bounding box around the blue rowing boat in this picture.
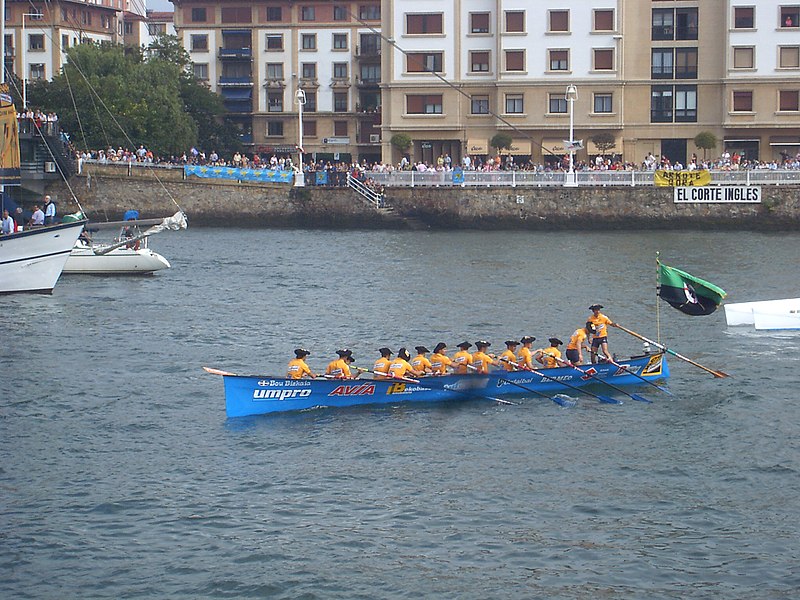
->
[207,353,669,417]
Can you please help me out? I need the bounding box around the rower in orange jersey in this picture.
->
[499,340,519,371]
[535,338,563,369]
[326,349,356,379]
[566,322,595,365]
[472,340,496,374]
[429,342,453,375]
[588,304,616,364]
[389,348,423,379]
[287,348,317,379]
[452,341,474,374]
[373,347,393,380]
[411,346,434,375]
[517,336,536,370]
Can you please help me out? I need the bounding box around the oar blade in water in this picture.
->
[597,395,623,405]
[552,395,576,408]
[630,393,653,404]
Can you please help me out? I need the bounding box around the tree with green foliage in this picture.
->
[490,132,513,153]
[390,133,412,152]
[693,131,718,160]
[590,132,617,156]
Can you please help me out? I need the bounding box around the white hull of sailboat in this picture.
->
[724,298,800,327]
[0,221,86,294]
[63,243,170,274]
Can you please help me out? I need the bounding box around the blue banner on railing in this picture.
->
[315,171,328,185]
[184,165,294,183]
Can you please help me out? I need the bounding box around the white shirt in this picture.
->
[31,209,44,225]
[45,202,56,218]
[1,215,14,234]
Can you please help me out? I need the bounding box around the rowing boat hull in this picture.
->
[218,354,668,417]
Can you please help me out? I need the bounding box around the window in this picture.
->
[676,9,698,40]
[470,51,490,72]
[471,95,489,114]
[28,34,44,51]
[651,86,673,122]
[30,64,45,80]
[675,86,697,121]
[506,94,524,114]
[733,7,754,29]
[266,34,283,50]
[359,33,380,55]
[406,94,443,114]
[506,50,525,71]
[359,5,381,21]
[266,63,283,79]
[471,12,490,34]
[301,63,316,79]
[334,93,348,112]
[779,90,800,111]
[654,7,697,40]
[333,62,348,79]
[407,52,443,73]
[193,63,209,80]
[190,34,208,52]
[221,7,251,23]
[191,8,207,22]
[675,48,698,79]
[594,9,615,32]
[301,34,316,50]
[781,7,800,27]
[301,6,315,21]
[406,13,443,34]
[549,94,567,113]
[334,120,348,136]
[267,121,284,136]
[61,34,68,51]
[652,9,674,40]
[779,46,800,68]
[268,92,283,112]
[266,7,282,21]
[549,49,569,71]
[505,11,524,33]
[652,49,673,78]
[304,120,317,137]
[593,49,614,71]
[594,93,613,113]
[334,6,348,21]
[305,91,317,111]
[732,91,753,112]
[549,10,569,32]
[733,47,754,69]
[360,64,380,82]
[333,33,348,49]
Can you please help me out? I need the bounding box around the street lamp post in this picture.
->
[565,84,578,187]
[294,88,306,187]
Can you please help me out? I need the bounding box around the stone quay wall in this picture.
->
[45,165,800,230]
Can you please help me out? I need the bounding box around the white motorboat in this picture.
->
[64,238,170,275]
[724,298,800,330]
[0,221,86,294]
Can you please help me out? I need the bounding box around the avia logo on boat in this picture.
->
[328,383,376,397]
[253,388,313,401]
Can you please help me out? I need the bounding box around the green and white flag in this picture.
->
[658,262,727,316]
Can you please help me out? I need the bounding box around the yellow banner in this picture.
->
[0,83,21,185]
[654,169,710,187]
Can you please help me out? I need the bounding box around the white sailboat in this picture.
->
[724,298,800,330]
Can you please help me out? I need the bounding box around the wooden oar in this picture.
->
[596,352,674,396]
[499,358,620,405]
[203,366,237,376]
[614,323,730,378]
[546,354,651,403]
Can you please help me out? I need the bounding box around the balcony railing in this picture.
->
[219,47,253,59]
[218,77,254,87]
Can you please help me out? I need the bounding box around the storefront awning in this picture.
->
[769,137,800,146]
[588,137,621,154]
[506,140,531,154]
[466,139,488,154]
[222,29,250,36]
[541,139,566,155]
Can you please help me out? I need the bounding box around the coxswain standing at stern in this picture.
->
[517,336,536,370]
[429,342,453,375]
[588,304,617,364]
[287,348,317,379]
[499,340,519,371]
[472,341,496,374]
[373,347,393,380]
[453,342,474,374]
[389,348,424,379]
[326,349,357,379]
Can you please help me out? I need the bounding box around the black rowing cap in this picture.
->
[589,304,604,311]
[415,345,430,354]
[585,322,597,334]
[505,340,519,347]
[475,340,491,348]
[520,335,536,344]
[336,349,352,357]
[457,341,472,349]
[378,347,393,356]
[397,347,411,360]
[294,348,310,358]
[433,342,447,353]
[549,337,563,346]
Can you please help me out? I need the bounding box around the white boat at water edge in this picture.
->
[724,298,800,330]
[0,221,86,294]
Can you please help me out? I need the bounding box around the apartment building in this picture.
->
[172,0,383,161]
